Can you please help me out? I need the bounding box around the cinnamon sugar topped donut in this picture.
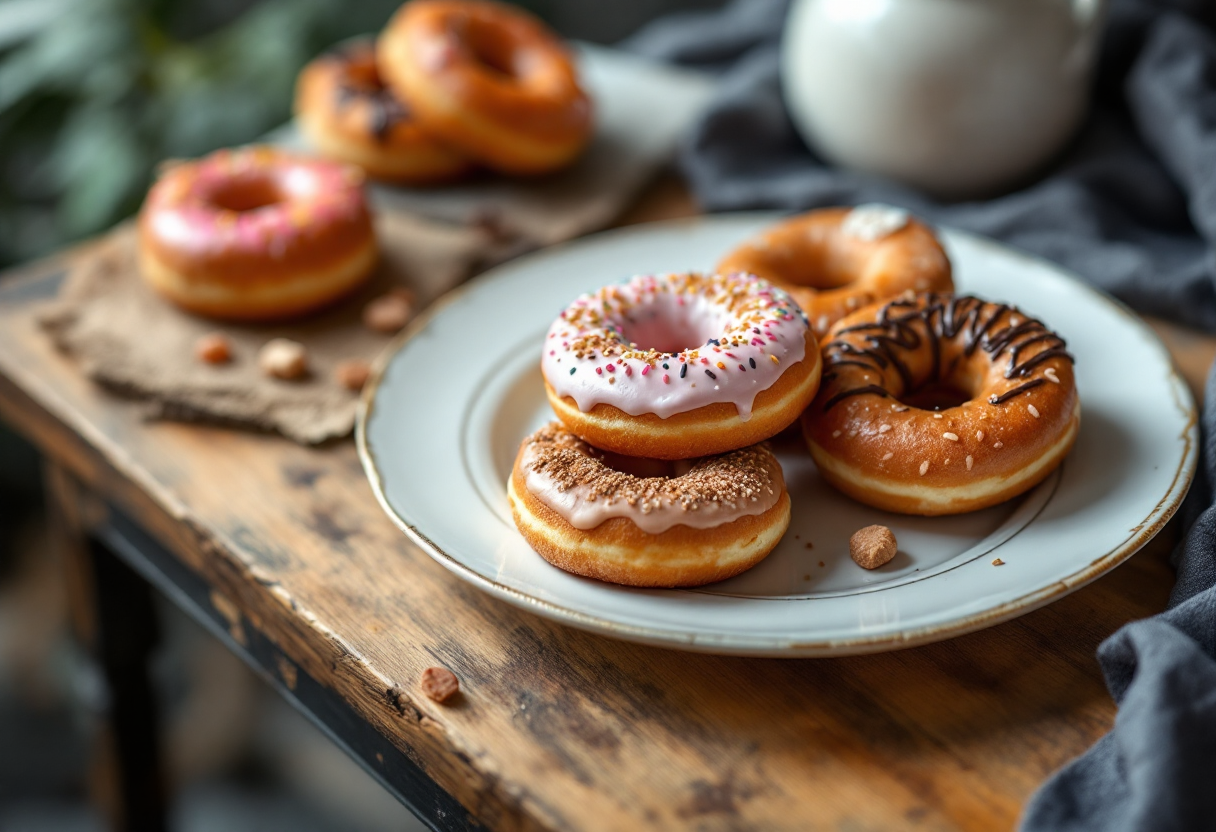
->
[520,423,781,533]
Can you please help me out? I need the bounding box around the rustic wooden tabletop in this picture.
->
[0,178,1210,831]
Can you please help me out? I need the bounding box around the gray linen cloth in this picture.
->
[626,1,1216,829]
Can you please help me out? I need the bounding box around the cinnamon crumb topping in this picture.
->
[521,423,776,514]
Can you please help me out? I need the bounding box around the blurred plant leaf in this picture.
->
[0,0,403,268]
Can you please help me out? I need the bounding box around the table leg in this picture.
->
[45,464,168,832]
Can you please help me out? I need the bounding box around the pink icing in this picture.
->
[520,444,779,533]
[541,272,810,421]
[143,146,367,260]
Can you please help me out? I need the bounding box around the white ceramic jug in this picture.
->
[782,0,1106,198]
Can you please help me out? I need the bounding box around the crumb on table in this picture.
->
[420,666,460,703]
[363,291,415,334]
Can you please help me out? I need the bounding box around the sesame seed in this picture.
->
[933,413,943,419]
[1044,368,1060,384]
[1028,404,1040,418]
[878,424,891,433]
[966,455,974,470]
[994,441,1004,449]
[945,458,951,465]
[882,452,893,460]
[976,430,985,442]
[943,432,959,441]
[832,430,842,438]
[919,461,929,476]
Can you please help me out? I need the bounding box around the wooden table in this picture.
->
[1,180,1210,832]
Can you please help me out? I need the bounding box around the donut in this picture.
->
[508,423,790,587]
[294,39,474,184]
[542,272,822,460]
[377,0,593,175]
[718,205,953,338]
[138,146,377,321]
[801,293,1080,516]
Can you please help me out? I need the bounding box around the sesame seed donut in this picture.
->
[717,205,954,339]
[377,0,593,175]
[294,39,474,184]
[542,272,822,460]
[802,293,1080,516]
[508,423,790,587]
[138,146,376,321]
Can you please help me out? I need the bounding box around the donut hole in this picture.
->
[736,238,869,290]
[463,17,524,80]
[206,177,284,213]
[616,298,723,355]
[896,361,985,411]
[899,381,972,412]
[789,243,871,289]
[594,451,695,480]
[343,56,390,93]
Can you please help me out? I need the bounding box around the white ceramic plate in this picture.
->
[358,215,1197,657]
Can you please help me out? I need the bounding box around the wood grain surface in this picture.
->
[0,181,1208,831]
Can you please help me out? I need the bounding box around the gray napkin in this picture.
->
[626,1,1216,829]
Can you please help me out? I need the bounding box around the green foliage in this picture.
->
[0,0,404,268]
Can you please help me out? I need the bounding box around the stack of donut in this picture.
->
[511,205,1081,587]
[294,0,594,183]
[511,271,822,587]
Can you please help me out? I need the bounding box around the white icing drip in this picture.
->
[541,272,809,421]
[842,204,909,241]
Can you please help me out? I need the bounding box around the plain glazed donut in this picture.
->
[138,146,376,321]
[294,39,474,184]
[377,0,593,175]
[718,205,953,338]
[508,423,790,587]
[542,272,822,460]
[802,293,1080,516]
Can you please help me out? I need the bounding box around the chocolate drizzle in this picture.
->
[326,45,411,142]
[335,83,411,141]
[821,294,1073,411]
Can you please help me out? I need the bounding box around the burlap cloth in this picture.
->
[39,212,497,443]
[35,46,713,444]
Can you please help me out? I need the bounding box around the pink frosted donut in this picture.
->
[541,272,823,460]
[138,145,377,321]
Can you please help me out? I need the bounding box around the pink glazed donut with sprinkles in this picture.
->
[138,146,377,321]
[542,272,822,460]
